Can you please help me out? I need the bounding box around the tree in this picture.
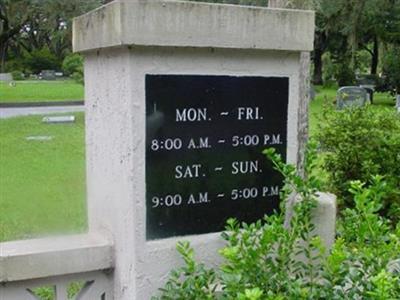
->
[0,0,102,73]
[355,0,400,75]
[17,0,102,60]
[312,1,328,84]
[0,0,32,72]
[311,0,399,84]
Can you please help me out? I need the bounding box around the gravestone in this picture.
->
[0,73,12,82]
[42,115,75,124]
[337,86,368,109]
[73,0,314,298]
[40,70,56,80]
[26,136,53,141]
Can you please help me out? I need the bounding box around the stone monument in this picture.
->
[73,0,315,298]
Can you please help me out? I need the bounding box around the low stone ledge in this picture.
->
[0,233,114,282]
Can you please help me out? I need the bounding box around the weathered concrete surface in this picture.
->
[312,192,337,250]
[73,0,314,53]
[267,0,312,176]
[296,52,311,175]
[285,192,337,251]
[0,234,113,282]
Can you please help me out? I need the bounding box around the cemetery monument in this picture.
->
[72,0,317,298]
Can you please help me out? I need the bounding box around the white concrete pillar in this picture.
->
[73,1,315,298]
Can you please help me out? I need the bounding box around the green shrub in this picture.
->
[323,177,400,299]
[11,70,24,80]
[316,105,400,221]
[5,58,24,73]
[153,148,400,299]
[71,66,84,85]
[62,53,84,84]
[23,48,60,74]
[153,145,323,299]
[62,53,83,76]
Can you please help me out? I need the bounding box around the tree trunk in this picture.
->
[0,23,23,72]
[0,39,8,73]
[370,37,379,75]
[313,48,323,85]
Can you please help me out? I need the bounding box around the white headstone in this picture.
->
[26,136,54,141]
[42,115,75,123]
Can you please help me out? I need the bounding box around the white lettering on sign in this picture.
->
[230,186,280,200]
[175,164,203,179]
[151,138,183,151]
[230,133,283,147]
[231,160,260,174]
[152,194,183,208]
[262,186,280,197]
[146,75,289,239]
[187,137,211,149]
[176,108,208,122]
[187,192,209,204]
[264,134,282,145]
[237,107,262,120]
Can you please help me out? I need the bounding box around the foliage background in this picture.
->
[1,0,400,91]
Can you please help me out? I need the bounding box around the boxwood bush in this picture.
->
[315,105,400,222]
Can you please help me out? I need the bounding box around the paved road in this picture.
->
[0,105,85,119]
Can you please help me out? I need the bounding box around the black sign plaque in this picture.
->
[146,75,288,240]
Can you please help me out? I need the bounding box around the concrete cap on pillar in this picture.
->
[73,0,315,53]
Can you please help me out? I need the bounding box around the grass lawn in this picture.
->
[0,113,87,242]
[0,86,396,242]
[0,80,84,103]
